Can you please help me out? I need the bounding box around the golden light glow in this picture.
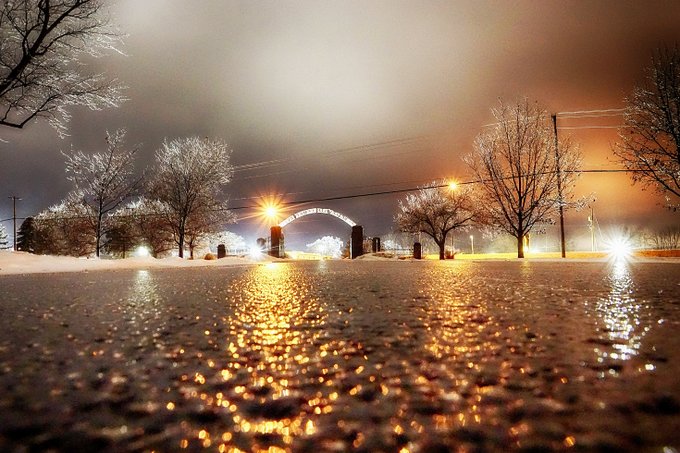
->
[265,205,278,219]
[255,194,286,227]
[448,181,458,191]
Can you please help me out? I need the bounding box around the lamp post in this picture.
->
[470,234,474,255]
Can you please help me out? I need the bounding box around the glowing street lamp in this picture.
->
[258,198,282,226]
[265,205,278,221]
[470,234,474,255]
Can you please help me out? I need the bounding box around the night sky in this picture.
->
[1,0,679,250]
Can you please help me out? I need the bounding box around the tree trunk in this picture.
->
[178,231,185,258]
[517,234,524,259]
[95,212,103,258]
[438,240,446,260]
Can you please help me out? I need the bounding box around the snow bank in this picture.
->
[0,251,274,275]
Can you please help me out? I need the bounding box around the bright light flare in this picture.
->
[256,194,285,227]
[607,236,632,260]
[265,206,278,219]
[448,181,458,191]
[135,246,150,257]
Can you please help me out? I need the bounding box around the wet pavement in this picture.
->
[0,259,679,452]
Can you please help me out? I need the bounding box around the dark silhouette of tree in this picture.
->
[395,180,477,260]
[0,0,124,136]
[465,100,581,258]
[615,46,680,210]
[104,224,136,258]
[16,216,38,253]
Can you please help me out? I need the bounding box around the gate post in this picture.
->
[372,237,381,253]
[413,242,422,260]
[351,225,364,259]
[270,226,283,258]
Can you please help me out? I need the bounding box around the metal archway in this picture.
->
[271,208,363,259]
[279,208,357,228]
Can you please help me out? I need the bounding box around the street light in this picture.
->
[470,234,474,255]
[265,206,278,221]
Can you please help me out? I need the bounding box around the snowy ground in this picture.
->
[2,250,678,276]
[0,251,273,275]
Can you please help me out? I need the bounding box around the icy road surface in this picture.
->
[1,260,679,452]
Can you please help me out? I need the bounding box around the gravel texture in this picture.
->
[1,259,679,452]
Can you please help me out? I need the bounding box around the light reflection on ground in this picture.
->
[0,260,679,451]
[593,260,648,362]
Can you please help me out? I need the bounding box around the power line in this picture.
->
[558,125,625,130]
[19,167,640,222]
[228,108,627,184]
[232,135,428,175]
[557,108,625,116]
[227,168,638,211]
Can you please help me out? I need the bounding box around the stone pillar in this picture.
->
[413,242,422,260]
[372,237,381,253]
[270,226,283,258]
[351,225,364,259]
[217,244,226,259]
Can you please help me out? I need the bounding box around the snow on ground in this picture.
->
[0,251,275,275]
[2,250,678,275]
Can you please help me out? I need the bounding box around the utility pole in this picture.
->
[7,196,21,251]
[551,114,566,258]
[588,204,596,252]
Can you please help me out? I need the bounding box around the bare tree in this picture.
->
[395,180,476,260]
[614,47,680,210]
[34,191,96,256]
[184,206,227,259]
[150,137,235,258]
[0,0,124,137]
[465,100,581,258]
[63,129,140,257]
[642,226,680,250]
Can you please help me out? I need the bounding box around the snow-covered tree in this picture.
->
[307,236,344,258]
[109,198,174,258]
[149,137,235,258]
[395,181,477,260]
[0,223,10,250]
[34,191,96,256]
[202,230,247,255]
[381,232,414,252]
[0,0,125,137]
[64,129,141,257]
[465,100,581,258]
[614,47,680,210]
